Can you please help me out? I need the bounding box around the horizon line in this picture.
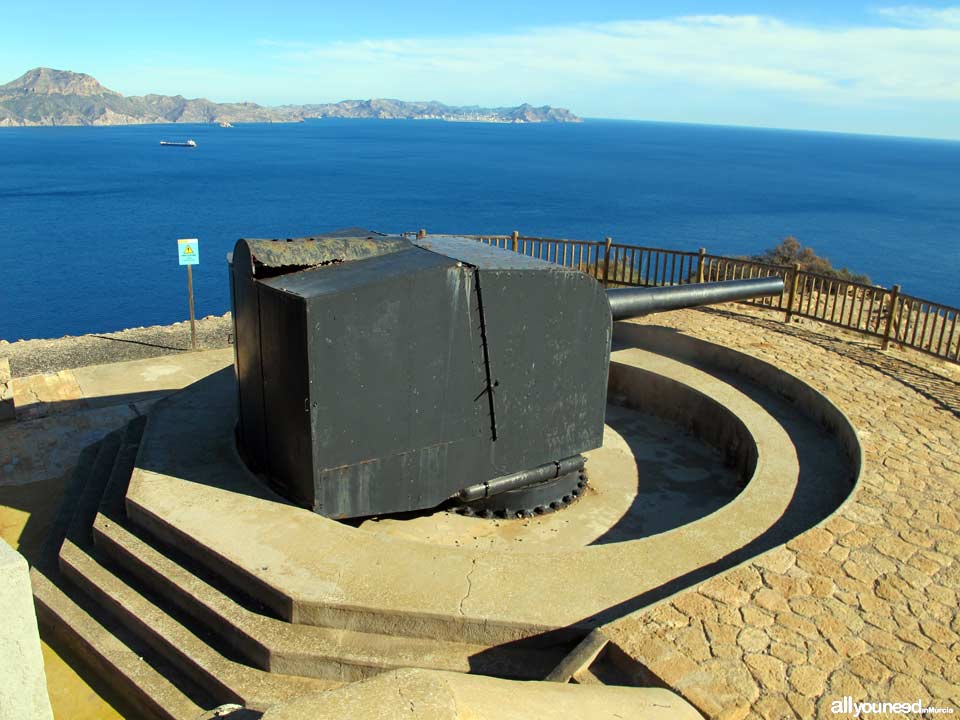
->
[2,115,958,144]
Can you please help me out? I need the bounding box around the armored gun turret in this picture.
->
[229,229,783,519]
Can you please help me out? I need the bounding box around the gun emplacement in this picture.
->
[229,231,784,519]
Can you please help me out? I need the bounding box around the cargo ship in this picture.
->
[160,139,197,147]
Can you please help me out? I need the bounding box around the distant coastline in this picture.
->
[0,67,581,128]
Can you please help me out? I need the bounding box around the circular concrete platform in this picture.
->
[355,405,742,552]
[122,332,859,647]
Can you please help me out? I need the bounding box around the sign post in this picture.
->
[177,238,200,350]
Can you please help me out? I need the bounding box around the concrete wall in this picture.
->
[607,361,758,481]
[0,539,53,720]
[612,323,862,487]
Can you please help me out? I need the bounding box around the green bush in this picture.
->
[753,236,871,284]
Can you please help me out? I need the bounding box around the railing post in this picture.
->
[417,228,426,239]
[696,248,706,283]
[512,230,519,253]
[785,263,801,322]
[881,284,901,350]
[602,237,613,285]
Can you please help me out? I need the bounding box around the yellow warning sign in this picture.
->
[178,238,200,265]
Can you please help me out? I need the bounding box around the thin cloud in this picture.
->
[875,5,960,27]
[256,38,315,49]
[263,12,960,104]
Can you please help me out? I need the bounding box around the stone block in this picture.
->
[700,578,750,607]
[736,627,770,653]
[0,539,53,720]
[744,653,787,693]
[0,358,14,422]
[753,589,790,614]
[787,527,834,555]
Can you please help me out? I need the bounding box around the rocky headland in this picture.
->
[0,68,581,127]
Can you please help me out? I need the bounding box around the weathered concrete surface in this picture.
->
[9,369,87,421]
[0,478,123,720]
[32,567,204,720]
[9,349,233,421]
[0,404,139,489]
[0,539,53,720]
[92,511,560,682]
[70,350,233,409]
[56,538,340,712]
[605,309,960,720]
[0,350,233,490]
[260,667,704,719]
[124,347,819,644]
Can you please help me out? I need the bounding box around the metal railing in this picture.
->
[406,230,960,364]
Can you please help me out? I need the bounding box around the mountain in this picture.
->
[2,67,119,96]
[0,68,581,127]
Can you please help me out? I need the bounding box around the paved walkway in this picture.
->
[606,308,960,720]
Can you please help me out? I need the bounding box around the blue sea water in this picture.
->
[0,119,958,342]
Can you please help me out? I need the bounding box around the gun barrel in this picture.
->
[606,276,785,320]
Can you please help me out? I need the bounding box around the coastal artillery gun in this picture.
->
[229,229,783,519]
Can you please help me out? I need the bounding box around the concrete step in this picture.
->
[87,414,560,681]
[37,437,102,570]
[31,430,213,720]
[65,426,126,545]
[96,422,565,677]
[34,405,564,720]
[31,566,207,720]
[35,418,334,718]
[59,537,339,712]
[92,515,555,682]
[41,412,553,720]
[54,417,341,712]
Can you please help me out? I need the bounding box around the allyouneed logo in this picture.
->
[831,697,955,716]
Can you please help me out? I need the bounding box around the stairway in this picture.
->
[31,418,559,720]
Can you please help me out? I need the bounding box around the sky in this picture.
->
[2,1,959,139]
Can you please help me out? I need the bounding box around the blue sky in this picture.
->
[3,2,959,139]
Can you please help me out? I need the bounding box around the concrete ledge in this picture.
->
[260,667,705,720]
[612,322,862,487]
[607,361,757,481]
[0,539,53,720]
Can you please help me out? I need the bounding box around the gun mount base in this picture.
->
[453,469,588,519]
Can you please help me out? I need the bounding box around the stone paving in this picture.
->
[606,307,960,720]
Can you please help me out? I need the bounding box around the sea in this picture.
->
[0,119,958,342]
